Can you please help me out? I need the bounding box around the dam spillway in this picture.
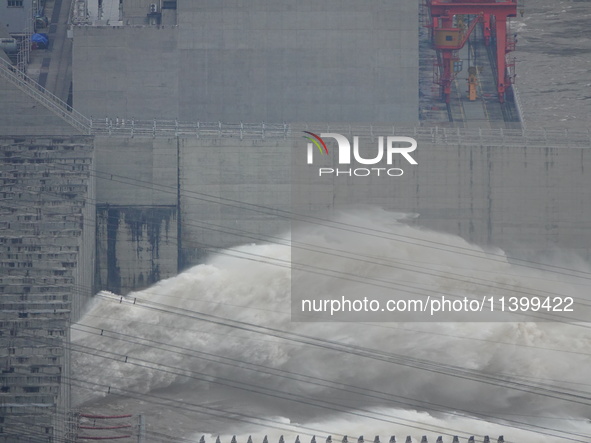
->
[1,0,591,441]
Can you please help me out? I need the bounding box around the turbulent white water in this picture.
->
[69,3,591,441]
[73,210,591,443]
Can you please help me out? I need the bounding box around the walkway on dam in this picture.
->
[2,53,590,150]
[26,0,73,104]
[89,118,591,149]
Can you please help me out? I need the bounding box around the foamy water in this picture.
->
[70,3,591,440]
[72,210,591,442]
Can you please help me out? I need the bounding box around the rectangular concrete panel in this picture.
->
[95,205,178,294]
[0,76,83,136]
[176,0,418,123]
[0,136,95,442]
[178,137,292,266]
[95,136,178,205]
[93,136,179,293]
[172,129,591,265]
[73,26,180,120]
[0,0,33,34]
[90,126,591,295]
[73,0,418,123]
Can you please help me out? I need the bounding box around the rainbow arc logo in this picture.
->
[302,131,329,156]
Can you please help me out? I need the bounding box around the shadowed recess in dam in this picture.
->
[72,210,591,442]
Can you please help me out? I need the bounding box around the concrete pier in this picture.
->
[0,136,94,442]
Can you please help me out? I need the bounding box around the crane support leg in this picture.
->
[483,14,491,46]
[495,15,508,103]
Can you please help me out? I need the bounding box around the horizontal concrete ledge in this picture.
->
[90,120,591,147]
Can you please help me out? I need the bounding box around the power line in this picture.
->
[5,193,590,325]
[5,194,590,321]
[30,329,588,442]
[7,149,591,283]
[4,139,591,440]
[93,293,591,405]
[69,323,591,439]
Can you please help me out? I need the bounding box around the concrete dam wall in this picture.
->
[72,0,419,123]
[94,127,591,295]
[0,136,95,442]
[93,136,178,293]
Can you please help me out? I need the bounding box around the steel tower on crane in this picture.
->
[425,0,518,103]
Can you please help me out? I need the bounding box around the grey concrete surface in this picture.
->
[0,74,81,135]
[73,0,419,123]
[178,137,293,266]
[95,205,178,294]
[91,130,591,296]
[1,0,33,34]
[94,136,179,293]
[180,133,591,262]
[43,0,74,104]
[2,1,590,439]
[94,136,178,205]
[0,136,94,443]
[73,26,180,120]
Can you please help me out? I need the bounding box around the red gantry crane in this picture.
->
[426,0,517,103]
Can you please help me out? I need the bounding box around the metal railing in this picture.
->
[90,118,291,139]
[2,50,588,148]
[0,57,92,135]
[15,16,32,75]
[295,124,591,148]
[90,119,591,148]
